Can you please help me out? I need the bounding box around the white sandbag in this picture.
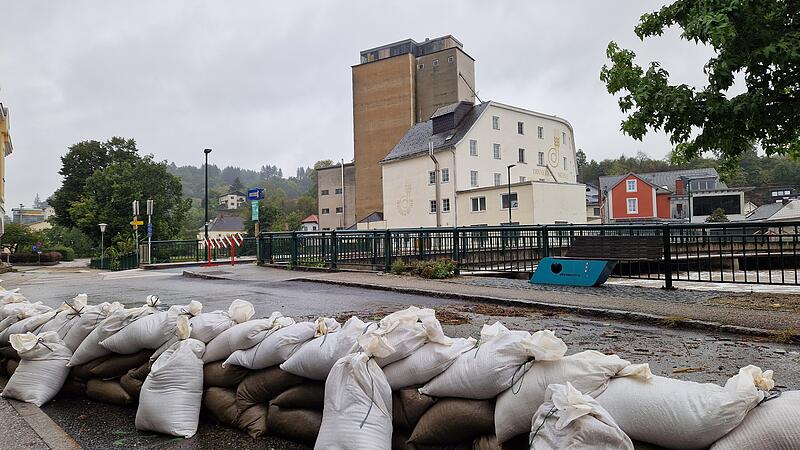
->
[1,332,73,406]
[100,300,202,354]
[419,322,567,399]
[136,337,205,438]
[38,294,89,338]
[0,301,51,325]
[596,365,773,449]
[494,350,642,443]
[0,288,26,308]
[357,306,451,367]
[711,390,800,450]
[281,316,368,380]
[202,311,294,363]
[383,337,477,390]
[61,302,123,352]
[189,299,254,343]
[68,297,162,366]
[0,310,58,346]
[224,317,339,369]
[315,352,392,450]
[529,382,633,450]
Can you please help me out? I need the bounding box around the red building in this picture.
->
[605,173,671,222]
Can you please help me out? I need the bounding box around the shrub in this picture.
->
[43,246,76,261]
[390,259,406,275]
[412,258,457,279]
[9,252,63,264]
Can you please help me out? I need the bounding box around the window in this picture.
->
[501,192,518,209]
[447,55,454,64]
[537,126,544,139]
[471,196,487,212]
[321,208,330,214]
[626,198,638,214]
[417,63,424,70]
[493,143,501,159]
[335,207,343,213]
[593,207,601,216]
[321,189,329,196]
[563,156,567,169]
[518,148,526,163]
[562,132,567,144]
[429,200,437,213]
[441,168,449,183]
[429,171,437,185]
[492,116,500,130]
[519,176,527,182]
[693,194,742,216]
[517,122,524,135]
[442,198,450,212]
[626,179,637,192]
[470,170,478,186]
[432,59,439,67]
[334,188,342,195]
[494,173,502,186]
[469,139,478,156]
[538,152,545,166]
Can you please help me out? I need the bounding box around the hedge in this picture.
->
[42,246,76,261]
[8,252,63,264]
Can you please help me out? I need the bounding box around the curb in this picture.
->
[292,277,782,340]
[182,270,229,280]
[142,259,256,270]
[0,379,81,450]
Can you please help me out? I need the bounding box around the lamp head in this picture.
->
[99,223,107,233]
[204,148,212,154]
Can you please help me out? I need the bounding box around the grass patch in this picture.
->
[661,316,690,328]
[770,329,800,344]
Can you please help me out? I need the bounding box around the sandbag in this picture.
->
[268,405,322,445]
[224,318,339,370]
[202,387,240,427]
[236,366,304,408]
[101,301,202,354]
[281,316,368,380]
[135,338,205,438]
[473,435,502,450]
[128,360,151,380]
[120,372,144,398]
[494,350,641,443]
[202,312,294,363]
[69,297,161,366]
[203,361,250,388]
[237,404,270,438]
[357,306,451,367]
[69,357,108,381]
[0,345,18,359]
[6,358,18,377]
[1,332,72,406]
[270,382,325,411]
[420,323,567,400]
[316,353,393,450]
[89,350,153,379]
[393,388,438,430]
[409,398,495,445]
[711,390,800,450]
[596,365,773,449]
[62,301,123,351]
[0,288,26,306]
[61,379,87,397]
[38,294,89,338]
[383,337,476,390]
[0,310,58,345]
[528,382,633,450]
[86,378,134,406]
[189,299,254,343]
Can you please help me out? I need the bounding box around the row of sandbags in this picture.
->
[1,286,798,449]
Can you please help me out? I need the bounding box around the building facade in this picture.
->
[317,162,356,230]
[352,36,476,222]
[0,102,12,237]
[585,184,601,224]
[218,192,246,210]
[12,205,54,227]
[300,215,319,232]
[381,101,586,228]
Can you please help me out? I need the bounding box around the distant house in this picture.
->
[219,192,246,210]
[197,214,246,241]
[300,214,319,232]
[11,205,54,230]
[585,183,601,224]
[747,199,800,222]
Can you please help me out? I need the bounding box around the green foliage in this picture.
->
[390,259,407,275]
[0,223,42,253]
[41,225,93,257]
[9,252,62,264]
[412,258,457,279]
[705,208,730,223]
[42,246,76,261]
[600,1,800,166]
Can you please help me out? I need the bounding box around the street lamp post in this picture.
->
[204,149,212,243]
[99,223,107,268]
[506,164,516,225]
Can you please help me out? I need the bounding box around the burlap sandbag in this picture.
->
[128,361,151,381]
[86,378,134,406]
[202,387,240,426]
[237,404,269,438]
[472,435,501,450]
[89,350,153,379]
[69,356,110,381]
[6,358,18,377]
[392,429,414,450]
[60,379,87,397]
[270,383,325,411]
[120,373,144,398]
[0,357,6,378]
[267,405,322,445]
[203,361,250,388]
[393,388,437,430]
[409,398,495,445]
[0,345,18,359]
[236,366,304,409]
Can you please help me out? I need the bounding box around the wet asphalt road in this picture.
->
[3,265,800,449]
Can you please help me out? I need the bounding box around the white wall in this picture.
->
[382,151,458,228]
[531,182,587,224]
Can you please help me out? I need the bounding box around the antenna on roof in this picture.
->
[459,72,482,104]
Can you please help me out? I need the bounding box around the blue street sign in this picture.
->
[31,245,37,252]
[147,222,153,238]
[248,188,265,201]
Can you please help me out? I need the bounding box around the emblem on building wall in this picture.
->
[396,183,414,216]
[548,134,560,167]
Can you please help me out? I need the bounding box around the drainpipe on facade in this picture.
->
[450,148,458,227]
[429,142,441,227]
[340,158,345,229]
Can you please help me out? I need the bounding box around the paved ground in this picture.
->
[2,263,800,449]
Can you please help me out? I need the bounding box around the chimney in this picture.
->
[675,179,685,195]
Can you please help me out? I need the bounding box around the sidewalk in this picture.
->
[289,271,800,337]
[0,379,81,450]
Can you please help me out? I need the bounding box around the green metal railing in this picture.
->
[90,252,139,271]
[147,238,258,264]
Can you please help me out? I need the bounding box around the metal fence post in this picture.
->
[330,229,338,270]
[267,234,274,264]
[452,228,460,275]
[384,230,392,272]
[541,225,550,257]
[290,231,298,268]
[195,241,200,262]
[663,224,673,289]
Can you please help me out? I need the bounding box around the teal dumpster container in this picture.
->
[530,257,617,287]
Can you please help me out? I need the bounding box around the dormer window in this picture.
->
[626,179,637,192]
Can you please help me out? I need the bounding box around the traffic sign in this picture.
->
[248,188,265,201]
[251,200,259,221]
[130,219,144,229]
[147,222,153,238]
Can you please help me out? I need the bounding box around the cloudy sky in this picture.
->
[1,1,714,210]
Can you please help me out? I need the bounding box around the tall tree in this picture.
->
[601,0,800,169]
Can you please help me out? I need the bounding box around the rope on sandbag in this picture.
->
[528,405,557,447]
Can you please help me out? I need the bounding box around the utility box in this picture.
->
[530,257,617,287]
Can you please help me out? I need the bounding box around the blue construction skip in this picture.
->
[530,257,617,287]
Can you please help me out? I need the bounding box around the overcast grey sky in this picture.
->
[1,1,714,210]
